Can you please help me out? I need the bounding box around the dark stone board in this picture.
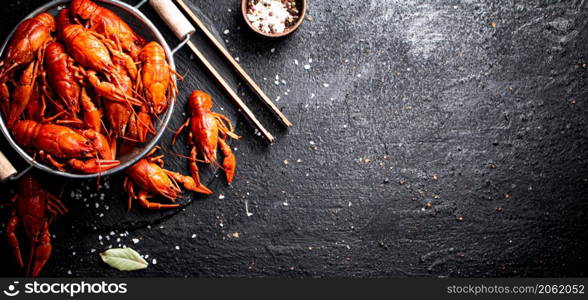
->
[0,0,587,277]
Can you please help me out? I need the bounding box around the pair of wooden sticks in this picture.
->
[154,0,292,143]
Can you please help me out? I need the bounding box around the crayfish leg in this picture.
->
[214,113,240,140]
[189,146,210,192]
[41,152,66,171]
[47,194,68,217]
[30,222,51,278]
[171,118,190,145]
[6,215,24,268]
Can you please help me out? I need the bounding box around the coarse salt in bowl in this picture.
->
[242,0,306,38]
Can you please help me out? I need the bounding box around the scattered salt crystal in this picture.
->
[175,246,180,250]
[309,58,313,63]
[294,59,299,65]
[219,194,225,200]
[283,202,289,206]
[309,141,315,145]
[311,93,315,99]
[132,238,139,244]
[109,231,115,236]
[67,270,72,275]
[296,159,302,163]
[275,96,281,102]
[270,48,275,53]
[235,57,240,61]
[90,249,96,253]
[152,258,157,265]
[223,29,230,35]
[304,64,311,70]
[323,83,330,88]
[191,234,197,239]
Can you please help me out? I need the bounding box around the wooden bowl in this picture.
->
[241,0,306,38]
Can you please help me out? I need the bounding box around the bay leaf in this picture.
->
[99,248,149,271]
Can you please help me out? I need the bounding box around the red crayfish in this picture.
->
[6,175,67,277]
[173,90,240,192]
[124,147,212,210]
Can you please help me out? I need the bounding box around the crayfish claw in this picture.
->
[67,158,120,174]
[166,171,213,195]
[219,139,236,184]
[86,70,142,106]
[6,216,24,268]
[1,81,9,101]
[137,191,180,210]
[81,129,115,160]
[30,225,52,278]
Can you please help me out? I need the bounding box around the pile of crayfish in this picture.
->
[0,0,176,174]
[1,0,243,278]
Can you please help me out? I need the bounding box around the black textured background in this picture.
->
[0,0,587,277]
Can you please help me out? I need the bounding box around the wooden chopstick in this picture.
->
[175,0,293,128]
[186,40,275,143]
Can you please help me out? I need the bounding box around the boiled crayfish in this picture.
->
[1,12,55,125]
[124,147,212,210]
[12,120,119,173]
[0,12,55,90]
[6,175,67,277]
[138,41,176,115]
[70,0,145,59]
[173,90,240,192]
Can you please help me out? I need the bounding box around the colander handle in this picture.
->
[0,150,17,182]
[149,0,195,41]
